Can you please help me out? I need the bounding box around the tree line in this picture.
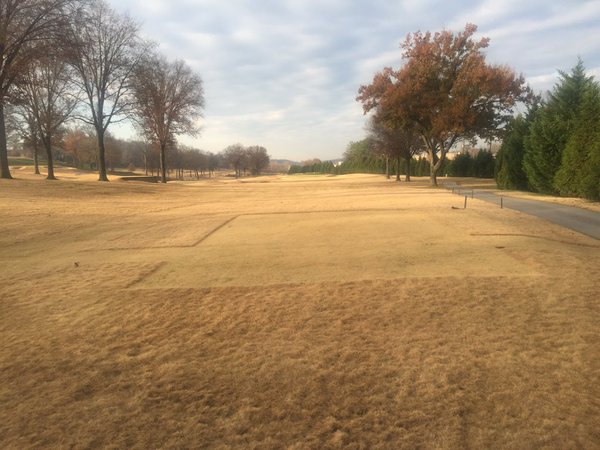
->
[16,125,271,179]
[495,60,600,201]
[0,0,206,183]
[298,23,598,201]
[289,140,496,179]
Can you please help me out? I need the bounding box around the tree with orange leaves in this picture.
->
[357,24,532,186]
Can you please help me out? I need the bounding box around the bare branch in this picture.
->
[64,0,143,181]
[0,0,79,179]
[131,52,204,182]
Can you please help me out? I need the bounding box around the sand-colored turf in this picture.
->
[1,169,599,449]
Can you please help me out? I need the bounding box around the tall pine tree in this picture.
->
[554,82,600,200]
[496,110,535,190]
[523,59,594,194]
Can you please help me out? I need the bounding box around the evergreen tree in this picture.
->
[415,156,430,176]
[522,107,564,193]
[495,115,530,190]
[554,83,600,200]
[584,140,600,201]
[523,60,594,194]
[474,150,495,178]
[341,139,386,174]
[452,153,473,177]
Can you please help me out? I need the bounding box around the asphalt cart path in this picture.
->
[444,183,600,240]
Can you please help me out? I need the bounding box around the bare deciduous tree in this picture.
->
[62,127,97,169]
[2,105,41,173]
[0,0,74,179]
[67,0,143,181]
[11,107,42,174]
[223,143,247,178]
[16,56,78,179]
[132,54,204,183]
[367,113,422,182]
[246,145,270,176]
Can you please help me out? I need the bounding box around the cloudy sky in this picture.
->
[106,0,600,161]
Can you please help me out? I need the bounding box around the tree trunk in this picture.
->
[430,157,445,186]
[144,152,148,175]
[96,128,109,181]
[33,141,40,175]
[44,140,57,180]
[405,158,411,181]
[430,171,437,186]
[0,102,13,179]
[385,156,390,179]
[428,147,443,187]
[159,142,167,183]
[396,154,401,181]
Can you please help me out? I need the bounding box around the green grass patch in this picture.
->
[8,157,35,166]
[9,157,72,168]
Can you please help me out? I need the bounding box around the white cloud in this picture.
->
[106,0,600,160]
[486,1,600,40]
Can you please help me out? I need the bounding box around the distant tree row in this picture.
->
[289,139,495,179]
[222,144,270,178]
[450,151,495,178]
[337,141,433,177]
[0,0,204,183]
[496,60,600,200]
[16,125,271,179]
[288,140,431,177]
[288,160,337,175]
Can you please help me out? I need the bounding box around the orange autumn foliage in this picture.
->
[357,24,533,185]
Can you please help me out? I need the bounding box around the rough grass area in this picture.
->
[1,169,599,449]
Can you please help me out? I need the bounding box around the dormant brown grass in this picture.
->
[1,169,599,448]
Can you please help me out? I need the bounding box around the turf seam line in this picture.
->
[125,261,168,289]
[81,210,419,251]
[190,215,240,246]
[80,216,241,251]
[241,208,409,216]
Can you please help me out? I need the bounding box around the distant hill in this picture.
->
[270,159,301,166]
[271,158,343,167]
